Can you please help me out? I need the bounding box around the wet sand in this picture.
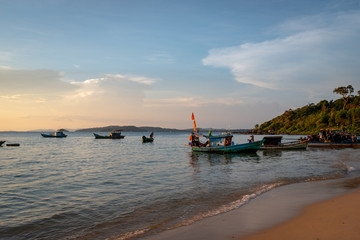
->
[243,188,360,240]
[145,177,360,240]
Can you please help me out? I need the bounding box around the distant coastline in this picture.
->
[0,125,251,133]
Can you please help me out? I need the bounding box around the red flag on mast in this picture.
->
[191,113,196,131]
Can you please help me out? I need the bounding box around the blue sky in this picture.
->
[1,0,360,130]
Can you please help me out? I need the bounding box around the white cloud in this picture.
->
[0,94,22,101]
[202,10,360,92]
[69,78,105,98]
[68,74,158,100]
[144,96,244,107]
[104,74,158,85]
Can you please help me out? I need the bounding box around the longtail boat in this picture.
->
[260,136,308,150]
[187,113,263,153]
[94,130,125,139]
[186,132,263,153]
[41,130,67,138]
[0,141,5,147]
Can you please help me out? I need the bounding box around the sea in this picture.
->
[1,132,360,240]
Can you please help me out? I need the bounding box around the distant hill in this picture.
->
[256,95,360,134]
[75,125,251,133]
[75,125,184,132]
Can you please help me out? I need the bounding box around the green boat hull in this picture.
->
[190,140,263,153]
[41,133,67,138]
[93,133,125,139]
[142,136,154,143]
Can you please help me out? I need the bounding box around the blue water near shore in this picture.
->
[1,132,359,240]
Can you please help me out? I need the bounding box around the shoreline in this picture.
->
[243,188,360,240]
[143,176,360,240]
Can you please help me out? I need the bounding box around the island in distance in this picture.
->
[74,125,250,133]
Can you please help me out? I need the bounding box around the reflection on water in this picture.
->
[189,151,261,165]
[261,150,283,157]
[1,132,360,240]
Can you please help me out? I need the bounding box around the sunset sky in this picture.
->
[1,0,360,131]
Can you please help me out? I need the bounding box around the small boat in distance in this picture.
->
[0,141,5,147]
[260,136,308,150]
[142,132,154,143]
[41,130,67,138]
[94,130,125,139]
[6,143,20,147]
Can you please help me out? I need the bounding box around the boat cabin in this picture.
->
[205,134,233,147]
[54,131,66,137]
[110,130,123,137]
[263,136,282,146]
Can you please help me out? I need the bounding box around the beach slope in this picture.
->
[244,189,360,240]
[146,178,360,240]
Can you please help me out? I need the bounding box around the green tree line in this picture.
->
[257,85,360,134]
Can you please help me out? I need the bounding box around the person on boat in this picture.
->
[193,135,200,146]
[248,135,254,143]
[225,137,231,146]
[204,139,210,147]
[149,132,154,139]
[189,132,200,146]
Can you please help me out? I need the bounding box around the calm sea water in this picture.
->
[1,132,359,240]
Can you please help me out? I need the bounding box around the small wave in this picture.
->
[347,166,355,172]
[170,182,284,229]
[332,160,356,173]
[107,227,150,240]
[108,182,284,240]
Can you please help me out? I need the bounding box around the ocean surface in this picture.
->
[1,132,360,240]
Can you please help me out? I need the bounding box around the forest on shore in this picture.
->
[256,85,360,134]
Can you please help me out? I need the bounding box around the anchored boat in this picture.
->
[94,130,125,139]
[187,132,263,153]
[260,136,308,150]
[307,130,359,148]
[41,130,67,138]
[142,132,154,143]
[186,113,263,153]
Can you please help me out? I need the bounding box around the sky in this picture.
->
[1,0,360,131]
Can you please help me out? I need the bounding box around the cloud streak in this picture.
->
[202,10,360,91]
[144,96,244,107]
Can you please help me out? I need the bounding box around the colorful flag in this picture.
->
[191,112,194,120]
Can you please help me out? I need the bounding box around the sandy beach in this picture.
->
[145,177,360,240]
[243,188,360,240]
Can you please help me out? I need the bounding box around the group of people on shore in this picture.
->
[308,129,358,143]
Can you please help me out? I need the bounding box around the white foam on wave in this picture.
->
[172,181,284,228]
[108,227,150,240]
[336,160,356,173]
[347,166,355,172]
[112,182,284,239]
